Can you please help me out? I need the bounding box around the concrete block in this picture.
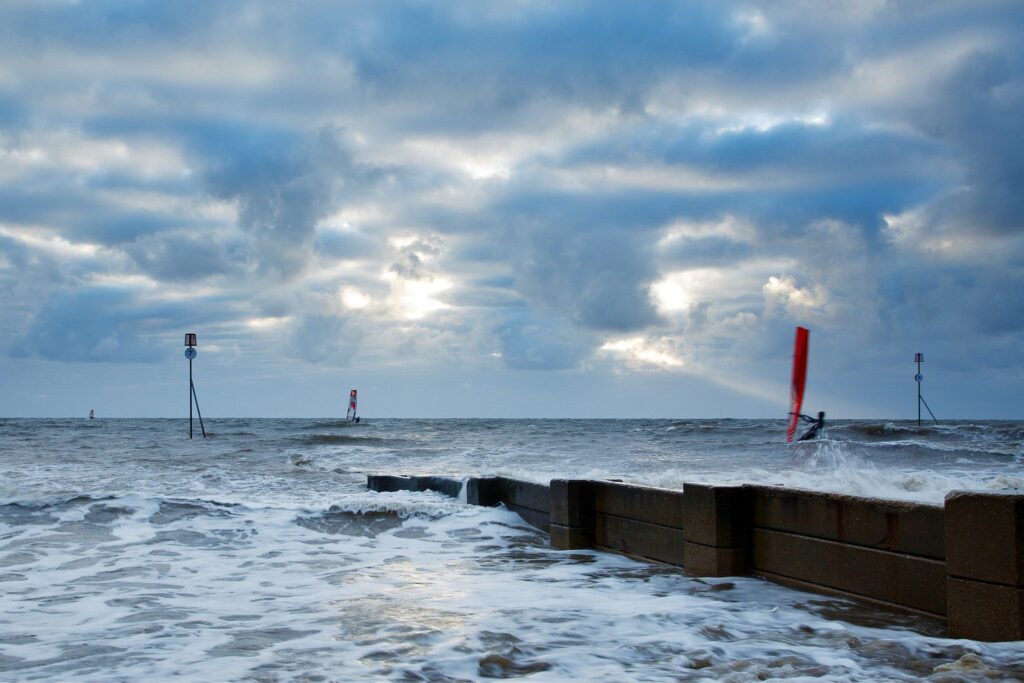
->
[594,513,686,565]
[945,490,1024,587]
[683,542,747,577]
[367,475,415,492]
[752,528,946,616]
[367,475,464,498]
[550,479,594,527]
[466,477,502,507]
[495,478,551,514]
[551,523,593,550]
[506,504,549,533]
[592,481,685,528]
[947,577,1024,642]
[750,485,945,559]
[682,483,749,548]
[418,476,463,498]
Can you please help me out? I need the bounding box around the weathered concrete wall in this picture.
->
[748,485,946,617]
[483,477,551,532]
[591,480,686,564]
[367,474,551,532]
[366,473,1024,641]
[944,491,1024,641]
[367,474,464,498]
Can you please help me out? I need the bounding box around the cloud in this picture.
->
[289,313,362,364]
[123,232,241,282]
[194,125,391,279]
[1,1,1023,417]
[11,287,175,363]
[508,222,662,331]
[496,317,587,371]
[913,49,1024,236]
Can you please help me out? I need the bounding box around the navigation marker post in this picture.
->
[185,333,206,439]
[914,352,937,426]
[915,352,922,425]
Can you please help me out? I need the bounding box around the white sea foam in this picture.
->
[647,439,1023,504]
[3,418,1024,681]
[0,493,1020,681]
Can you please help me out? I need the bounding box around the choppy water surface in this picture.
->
[1,418,1022,681]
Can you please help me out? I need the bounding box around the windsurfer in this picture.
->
[797,411,825,441]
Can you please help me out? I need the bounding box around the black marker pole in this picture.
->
[185,333,199,438]
[915,352,922,426]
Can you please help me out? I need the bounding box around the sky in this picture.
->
[1,1,1022,418]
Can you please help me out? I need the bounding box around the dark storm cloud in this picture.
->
[670,121,937,179]
[9,287,238,363]
[0,185,189,246]
[496,316,588,371]
[660,236,754,269]
[0,0,224,46]
[315,230,380,261]
[122,232,242,282]
[183,124,392,279]
[508,222,661,332]
[10,288,158,362]
[337,2,735,116]
[289,313,362,365]
[914,49,1024,235]
[0,92,25,128]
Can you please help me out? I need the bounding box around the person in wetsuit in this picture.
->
[797,411,825,441]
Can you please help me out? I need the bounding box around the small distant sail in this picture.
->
[786,327,809,443]
[346,389,358,421]
[89,409,95,420]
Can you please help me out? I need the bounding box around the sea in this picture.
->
[1,418,1023,682]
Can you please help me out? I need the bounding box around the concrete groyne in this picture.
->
[367,475,1024,642]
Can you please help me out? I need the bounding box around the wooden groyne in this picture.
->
[367,475,1024,642]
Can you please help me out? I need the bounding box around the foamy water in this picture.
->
[1,418,1022,681]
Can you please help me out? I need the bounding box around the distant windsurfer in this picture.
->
[346,389,358,422]
[796,411,825,441]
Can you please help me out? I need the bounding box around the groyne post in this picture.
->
[466,477,501,506]
[550,479,594,549]
[944,490,1024,641]
[682,483,750,577]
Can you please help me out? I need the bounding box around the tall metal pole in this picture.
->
[915,352,923,426]
[185,332,199,439]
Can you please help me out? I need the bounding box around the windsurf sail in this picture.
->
[786,327,809,443]
[346,389,358,421]
[89,409,94,420]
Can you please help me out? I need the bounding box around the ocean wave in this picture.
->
[0,492,114,509]
[303,420,367,429]
[297,433,393,446]
[836,421,1024,443]
[844,439,1021,457]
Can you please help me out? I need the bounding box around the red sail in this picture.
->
[786,327,809,442]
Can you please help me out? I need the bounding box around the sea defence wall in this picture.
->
[366,475,1024,642]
